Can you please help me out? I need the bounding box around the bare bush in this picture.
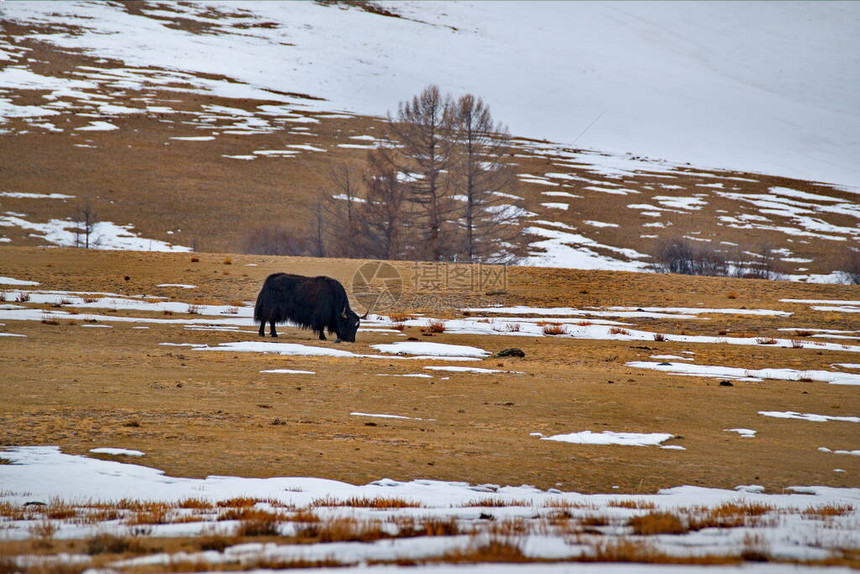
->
[839,248,860,284]
[243,226,316,256]
[655,238,726,276]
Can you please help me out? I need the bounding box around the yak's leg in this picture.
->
[270,322,278,338]
[258,322,266,337]
[318,330,327,341]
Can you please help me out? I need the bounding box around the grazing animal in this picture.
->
[254,273,360,342]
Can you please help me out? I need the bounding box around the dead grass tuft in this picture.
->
[177,498,214,510]
[442,539,529,563]
[427,320,446,333]
[629,511,688,535]
[235,516,281,537]
[542,324,567,336]
[609,327,630,336]
[584,538,741,564]
[215,497,265,508]
[314,496,421,509]
[219,507,279,523]
[297,516,390,543]
[755,337,777,345]
[802,503,855,518]
[609,499,657,510]
[653,333,667,342]
[85,533,145,555]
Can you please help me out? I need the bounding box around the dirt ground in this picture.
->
[1,247,858,493]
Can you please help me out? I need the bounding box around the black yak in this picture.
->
[254,273,360,342]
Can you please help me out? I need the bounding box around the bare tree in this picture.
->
[355,146,411,260]
[74,199,98,249]
[388,84,459,261]
[452,93,521,263]
[320,164,364,258]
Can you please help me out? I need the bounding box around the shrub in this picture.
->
[427,320,446,333]
[244,226,316,256]
[790,339,804,349]
[16,292,30,302]
[655,238,726,277]
[653,333,667,342]
[505,323,520,332]
[609,327,630,336]
[186,304,200,315]
[755,337,777,345]
[542,324,567,336]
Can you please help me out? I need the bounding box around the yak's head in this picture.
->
[336,307,360,342]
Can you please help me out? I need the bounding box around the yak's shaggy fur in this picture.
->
[254,273,360,342]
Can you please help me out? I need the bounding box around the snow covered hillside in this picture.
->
[2,0,858,187]
[0,1,858,277]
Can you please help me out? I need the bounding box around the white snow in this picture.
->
[350,412,421,420]
[423,366,522,375]
[75,120,118,131]
[260,369,316,375]
[523,226,652,271]
[0,192,74,199]
[198,341,362,358]
[758,411,860,424]
[0,214,191,252]
[725,429,757,438]
[157,283,196,288]
[627,361,860,386]
[532,431,676,448]
[89,447,145,457]
[0,276,39,286]
[818,447,860,457]
[371,342,489,358]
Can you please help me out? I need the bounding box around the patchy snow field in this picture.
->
[0,446,858,571]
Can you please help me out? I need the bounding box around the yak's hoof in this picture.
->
[334,339,342,343]
[270,334,278,338]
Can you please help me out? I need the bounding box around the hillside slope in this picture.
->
[0,1,858,279]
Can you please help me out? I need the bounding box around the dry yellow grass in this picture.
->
[0,246,858,497]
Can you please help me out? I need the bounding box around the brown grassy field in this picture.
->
[2,246,858,494]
